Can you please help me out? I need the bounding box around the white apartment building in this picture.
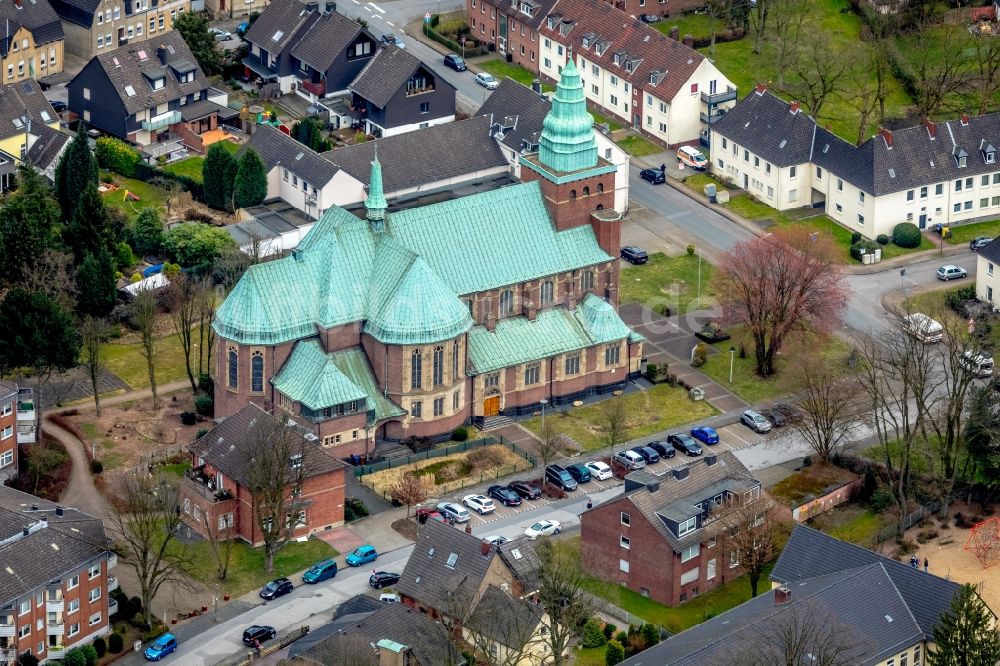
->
[711,86,1000,239]
[976,240,1000,306]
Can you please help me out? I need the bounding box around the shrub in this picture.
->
[196,428,209,439]
[691,342,709,368]
[870,487,893,513]
[180,411,197,425]
[63,649,86,666]
[90,459,104,474]
[17,655,39,666]
[81,644,98,666]
[93,637,106,658]
[603,623,616,640]
[641,624,660,648]
[851,232,863,244]
[100,172,114,184]
[686,244,696,256]
[945,285,977,315]
[605,640,626,666]
[108,632,124,654]
[894,538,917,557]
[850,240,880,261]
[615,631,629,646]
[95,137,142,177]
[451,426,469,442]
[892,222,921,248]
[876,234,890,245]
[467,446,504,470]
[345,497,369,521]
[194,393,214,417]
[582,618,608,648]
[198,373,215,393]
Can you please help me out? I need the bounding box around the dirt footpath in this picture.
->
[911,511,1000,613]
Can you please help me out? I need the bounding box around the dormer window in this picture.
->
[152,77,164,90]
[989,152,996,165]
[595,42,606,56]
[546,16,555,29]
[676,516,697,536]
[613,53,621,66]
[625,60,633,73]
[955,146,968,168]
[982,140,996,164]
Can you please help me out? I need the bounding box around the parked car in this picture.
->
[585,460,613,480]
[236,20,250,36]
[259,577,293,600]
[49,99,67,113]
[369,571,401,589]
[971,236,993,251]
[444,53,467,71]
[639,13,660,22]
[144,634,177,661]
[668,433,704,456]
[621,246,649,264]
[632,445,660,464]
[647,441,677,459]
[242,626,276,646]
[381,33,405,48]
[761,408,787,427]
[937,265,968,281]
[380,592,401,603]
[346,545,379,566]
[903,312,944,344]
[209,27,232,41]
[677,145,709,170]
[545,464,578,491]
[436,502,471,523]
[614,450,646,470]
[415,507,446,524]
[639,167,665,184]
[488,485,522,506]
[772,403,803,424]
[525,519,561,539]
[475,72,500,89]
[690,426,720,445]
[509,481,542,500]
[483,534,508,546]
[962,349,995,378]
[741,409,772,433]
[567,463,592,483]
[302,558,338,583]
[463,494,496,515]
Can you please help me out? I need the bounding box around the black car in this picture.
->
[369,571,401,589]
[444,53,467,71]
[647,441,677,459]
[259,577,293,600]
[242,625,276,646]
[761,408,786,427]
[509,481,542,500]
[621,246,648,264]
[639,13,661,23]
[639,167,665,184]
[488,484,522,506]
[632,445,661,464]
[567,463,592,483]
[381,33,403,47]
[545,464,578,491]
[49,100,67,113]
[668,433,704,457]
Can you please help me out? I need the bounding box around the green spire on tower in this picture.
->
[538,58,598,173]
[365,147,388,231]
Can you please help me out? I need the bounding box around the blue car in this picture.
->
[346,544,378,567]
[691,426,720,445]
[144,633,177,661]
[302,558,338,583]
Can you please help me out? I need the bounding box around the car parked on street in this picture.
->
[144,634,178,661]
[259,577,293,600]
[525,519,561,539]
[640,13,660,22]
[639,167,665,184]
[545,464,578,491]
[761,408,787,427]
[463,494,496,515]
[632,445,661,464]
[381,33,405,48]
[437,502,471,523]
[567,463,592,483]
[690,426,720,444]
[444,53,467,71]
[488,485,522,506]
[49,99,67,113]
[668,433,704,456]
[621,245,648,264]
[647,441,677,459]
[369,571,400,589]
[937,265,968,281]
[242,626,276,646]
[209,27,232,41]
[585,460,613,480]
[614,450,646,470]
[509,481,542,500]
[971,236,993,251]
[741,409,772,433]
[346,545,379,566]
[772,403,802,423]
[475,72,500,89]
[302,558,337,583]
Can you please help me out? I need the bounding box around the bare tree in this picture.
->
[789,357,860,462]
[748,0,768,55]
[967,32,1000,116]
[201,509,235,582]
[465,589,543,666]
[706,0,734,57]
[601,398,628,454]
[848,42,890,145]
[169,274,201,393]
[789,30,851,120]
[196,281,216,380]
[108,473,193,628]
[535,539,591,665]
[131,287,159,408]
[79,316,108,416]
[910,23,970,118]
[19,248,77,313]
[388,472,427,519]
[537,419,563,470]
[245,416,309,573]
[767,0,808,89]
[719,495,780,597]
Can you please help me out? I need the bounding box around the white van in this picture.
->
[962,350,995,378]
[677,145,708,170]
[903,313,943,343]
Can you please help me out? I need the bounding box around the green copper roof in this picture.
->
[272,339,368,411]
[329,347,406,423]
[538,58,598,173]
[365,155,387,225]
[467,295,633,375]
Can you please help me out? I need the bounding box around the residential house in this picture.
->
[227,200,319,258]
[0,486,115,665]
[0,79,62,190]
[975,238,1000,305]
[462,585,548,666]
[466,0,558,71]
[207,0,334,20]
[620,525,975,665]
[535,0,737,147]
[180,403,347,546]
[289,9,377,103]
[50,0,190,60]
[0,381,17,483]
[213,62,643,450]
[288,597,466,666]
[0,0,65,82]
[25,122,70,183]
[581,451,762,606]
[478,77,630,213]
[598,0,705,18]
[349,45,456,138]
[241,0,320,94]
[67,31,236,151]
[712,85,1000,239]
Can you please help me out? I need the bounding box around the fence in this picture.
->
[137,443,189,473]
[582,591,671,639]
[212,626,309,666]
[874,501,942,544]
[353,436,534,476]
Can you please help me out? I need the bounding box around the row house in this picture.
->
[467,0,557,71]
[581,452,762,606]
[0,0,65,83]
[0,487,115,665]
[712,85,1000,239]
[50,0,189,60]
[0,79,66,193]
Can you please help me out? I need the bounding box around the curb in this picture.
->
[847,241,968,275]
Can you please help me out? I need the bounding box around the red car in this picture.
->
[415,508,446,524]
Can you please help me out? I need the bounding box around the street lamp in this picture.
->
[900,269,908,300]
[729,346,736,384]
[539,399,548,434]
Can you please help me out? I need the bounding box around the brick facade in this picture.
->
[0,382,17,483]
[466,0,549,73]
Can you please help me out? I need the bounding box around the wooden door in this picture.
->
[483,397,500,417]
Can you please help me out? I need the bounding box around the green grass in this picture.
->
[808,504,885,547]
[620,252,717,315]
[945,218,1000,244]
[102,332,190,389]
[768,462,858,505]
[590,109,623,131]
[184,538,337,598]
[615,134,662,157]
[656,13,715,40]
[163,156,205,183]
[574,646,607,666]
[681,172,734,195]
[479,59,553,91]
[521,384,718,452]
[699,332,852,403]
[218,141,240,155]
[160,461,193,477]
[101,173,172,221]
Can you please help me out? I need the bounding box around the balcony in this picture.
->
[108,577,118,592]
[700,110,727,125]
[184,468,235,504]
[0,624,14,638]
[2,648,17,665]
[300,79,325,97]
[46,599,64,613]
[405,84,435,97]
[16,389,35,444]
[701,88,737,106]
[46,622,64,636]
[48,646,67,660]
[107,552,117,570]
[141,110,182,132]
[108,598,118,617]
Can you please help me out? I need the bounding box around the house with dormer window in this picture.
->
[581,451,761,606]
[67,31,236,150]
[465,0,558,70]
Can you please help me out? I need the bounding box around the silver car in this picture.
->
[741,409,772,433]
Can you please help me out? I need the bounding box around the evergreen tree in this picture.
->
[63,181,114,263]
[54,126,98,222]
[930,583,1000,666]
[233,148,268,210]
[0,163,60,281]
[76,249,117,318]
[291,117,332,152]
[0,288,79,374]
[133,207,165,257]
[202,144,237,211]
[173,12,223,75]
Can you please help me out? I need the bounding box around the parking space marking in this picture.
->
[719,425,760,448]
[368,2,386,13]
[386,20,395,26]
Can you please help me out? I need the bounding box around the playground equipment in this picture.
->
[964,516,1000,568]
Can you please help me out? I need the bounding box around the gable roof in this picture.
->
[188,403,345,487]
[323,115,507,193]
[712,88,816,167]
[539,0,708,103]
[497,536,541,592]
[0,79,58,143]
[349,45,437,109]
[465,585,544,647]
[500,0,559,29]
[244,0,319,53]
[290,10,365,71]
[979,237,1000,265]
[772,524,966,637]
[478,78,549,154]
[26,122,70,172]
[245,123,339,185]
[0,0,64,54]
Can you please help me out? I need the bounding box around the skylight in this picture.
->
[272,30,284,42]
[888,169,896,178]
[124,85,136,97]
[779,139,787,149]
[40,111,50,122]
[12,118,22,128]
[511,548,522,560]
[112,57,120,67]
[137,49,148,61]
[295,152,304,160]
[428,547,435,557]
[446,552,459,568]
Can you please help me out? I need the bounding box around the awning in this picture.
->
[241,56,278,81]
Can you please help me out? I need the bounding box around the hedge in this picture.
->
[892,222,922,248]
[95,137,142,177]
[423,24,489,58]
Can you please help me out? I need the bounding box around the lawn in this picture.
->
[100,173,172,221]
[620,252,718,315]
[590,109,623,132]
[615,134,662,157]
[945,218,1000,244]
[184,537,337,598]
[102,332,190,389]
[655,13,715,40]
[575,646,606,666]
[808,503,885,548]
[681,172,733,195]
[520,384,718,452]
[164,156,205,183]
[699,331,852,403]
[479,59,553,91]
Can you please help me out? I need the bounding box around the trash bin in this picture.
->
[704,183,717,198]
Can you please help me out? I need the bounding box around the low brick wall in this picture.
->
[790,476,863,522]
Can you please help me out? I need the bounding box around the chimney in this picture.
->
[157,44,167,64]
[925,118,937,140]
[305,0,318,10]
[961,113,970,126]
[481,540,491,557]
[668,26,680,41]
[531,79,542,95]
[755,82,766,96]
[671,466,689,481]
[465,524,472,535]
[789,101,800,115]
[879,126,893,149]
[566,292,577,311]
[705,454,717,466]
[31,504,38,511]
[526,303,537,322]
[40,514,47,522]
[55,506,64,516]
[774,586,792,605]
[22,528,29,537]
[13,0,21,8]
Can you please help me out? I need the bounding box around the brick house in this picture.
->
[180,404,347,546]
[50,0,189,60]
[581,451,761,606]
[0,381,17,484]
[466,0,558,71]
[0,486,115,664]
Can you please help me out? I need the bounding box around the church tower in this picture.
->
[365,150,388,233]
